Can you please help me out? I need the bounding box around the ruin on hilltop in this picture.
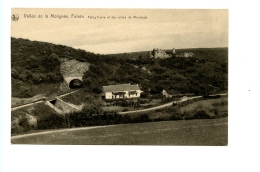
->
[149,48,176,59]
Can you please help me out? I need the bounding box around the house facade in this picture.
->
[102,84,142,100]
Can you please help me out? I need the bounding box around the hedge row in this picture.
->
[12,107,228,135]
[36,112,153,129]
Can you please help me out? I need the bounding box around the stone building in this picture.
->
[149,48,175,59]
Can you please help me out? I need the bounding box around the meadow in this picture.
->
[11,117,227,145]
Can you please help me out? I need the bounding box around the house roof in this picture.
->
[103,84,140,93]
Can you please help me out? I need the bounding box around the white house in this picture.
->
[102,84,142,100]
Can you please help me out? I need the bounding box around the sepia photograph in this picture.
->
[10,8,228,145]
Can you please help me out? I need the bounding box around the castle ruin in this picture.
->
[149,48,175,59]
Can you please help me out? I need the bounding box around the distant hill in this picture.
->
[109,51,151,59]
[109,47,228,62]
[84,48,228,96]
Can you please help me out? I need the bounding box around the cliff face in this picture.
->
[60,58,90,76]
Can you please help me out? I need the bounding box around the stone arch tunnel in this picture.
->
[63,75,83,89]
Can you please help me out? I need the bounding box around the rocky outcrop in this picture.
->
[60,58,90,88]
[60,59,90,76]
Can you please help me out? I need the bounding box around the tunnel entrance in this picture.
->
[69,79,83,89]
[49,99,56,105]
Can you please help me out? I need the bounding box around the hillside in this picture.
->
[11,38,228,135]
[11,37,228,99]
[11,37,99,98]
[87,48,228,95]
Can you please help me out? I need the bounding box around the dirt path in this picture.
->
[11,100,45,111]
[11,125,110,139]
[119,101,176,114]
[119,94,227,114]
[119,95,203,114]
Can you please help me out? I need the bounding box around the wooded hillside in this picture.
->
[11,37,228,98]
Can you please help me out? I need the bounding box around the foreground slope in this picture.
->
[11,117,227,145]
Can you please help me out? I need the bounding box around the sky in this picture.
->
[11,8,228,54]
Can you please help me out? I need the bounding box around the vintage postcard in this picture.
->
[10,8,228,145]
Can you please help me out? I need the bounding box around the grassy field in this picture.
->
[179,97,228,116]
[102,106,130,112]
[124,96,228,120]
[11,117,227,145]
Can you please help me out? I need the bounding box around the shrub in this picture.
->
[122,115,132,124]
[66,112,90,127]
[111,113,124,124]
[170,113,182,120]
[122,108,129,112]
[11,115,32,134]
[211,100,228,107]
[139,99,149,104]
[193,110,211,119]
[140,92,149,98]
[37,113,67,129]
[215,112,228,118]
[161,98,174,104]
[132,114,151,123]
[18,116,31,132]
[153,116,170,122]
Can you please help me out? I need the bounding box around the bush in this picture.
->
[122,115,132,123]
[37,113,67,129]
[11,115,31,134]
[140,92,149,98]
[215,112,228,118]
[170,113,182,120]
[122,108,129,112]
[212,100,228,107]
[161,98,174,104]
[18,116,31,132]
[139,99,149,104]
[132,114,151,123]
[193,110,211,119]
[153,116,171,122]
[66,112,90,127]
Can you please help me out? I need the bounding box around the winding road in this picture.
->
[119,94,227,114]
